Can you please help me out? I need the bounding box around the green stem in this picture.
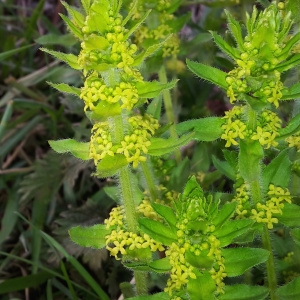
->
[249,180,263,206]
[111,114,148,295]
[135,271,148,295]
[141,161,159,201]
[158,66,181,164]
[262,225,278,300]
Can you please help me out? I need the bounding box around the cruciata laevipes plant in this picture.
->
[44,0,300,299]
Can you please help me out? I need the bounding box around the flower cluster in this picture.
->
[221,107,281,149]
[224,4,299,108]
[250,184,292,229]
[286,133,300,151]
[130,0,181,59]
[232,183,251,219]
[105,206,164,260]
[89,114,159,168]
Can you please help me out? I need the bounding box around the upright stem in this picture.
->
[141,161,159,201]
[262,225,278,300]
[158,66,181,164]
[112,114,148,295]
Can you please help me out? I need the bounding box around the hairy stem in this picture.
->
[262,225,278,300]
[141,161,158,201]
[158,66,181,164]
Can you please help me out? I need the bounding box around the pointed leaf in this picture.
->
[59,14,83,40]
[214,219,254,247]
[276,276,300,300]
[282,82,300,100]
[212,155,236,180]
[40,48,81,70]
[151,203,177,228]
[125,10,151,39]
[61,1,85,28]
[210,31,240,59]
[138,218,177,246]
[49,139,90,160]
[136,80,177,99]
[223,149,238,171]
[239,139,264,183]
[277,112,300,139]
[223,247,269,277]
[187,270,216,300]
[47,82,80,96]
[220,284,269,300]
[262,149,291,189]
[81,0,91,14]
[89,102,122,121]
[149,257,172,273]
[212,202,237,227]
[69,224,109,249]
[35,33,77,47]
[96,154,128,177]
[176,117,225,141]
[148,133,194,156]
[275,53,300,73]
[83,34,110,51]
[277,203,300,227]
[225,10,245,50]
[186,59,228,90]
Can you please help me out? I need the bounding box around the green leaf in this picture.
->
[275,53,300,72]
[138,218,177,246]
[214,219,254,247]
[69,224,109,249]
[40,48,81,70]
[291,228,300,247]
[186,249,214,269]
[277,203,300,227]
[262,149,291,189]
[282,82,300,100]
[176,117,225,141]
[223,247,269,277]
[48,139,90,160]
[146,96,162,119]
[0,44,32,62]
[223,149,238,171]
[225,10,245,50]
[210,31,240,60]
[278,32,300,61]
[149,257,172,273]
[239,139,264,183]
[151,203,177,228]
[134,38,169,66]
[187,270,216,300]
[125,10,151,39]
[96,154,128,177]
[136,80,177,99]
[59,14,83,40]
[47,82,81,96]
[83,34,110,51]
[0,272,55,294]
[35,33,77,47]
[81,0,91,14]
[212,155,236,180]
[61,1,85,28]
[276,276,300,300]
[277,112,300,139]
[212,202,237,227]
[148,133,194,156]
[186,59,229,90]
[89,101,122,122]
[220,284,269,300]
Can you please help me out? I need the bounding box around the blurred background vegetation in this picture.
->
[1,0,299,299]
